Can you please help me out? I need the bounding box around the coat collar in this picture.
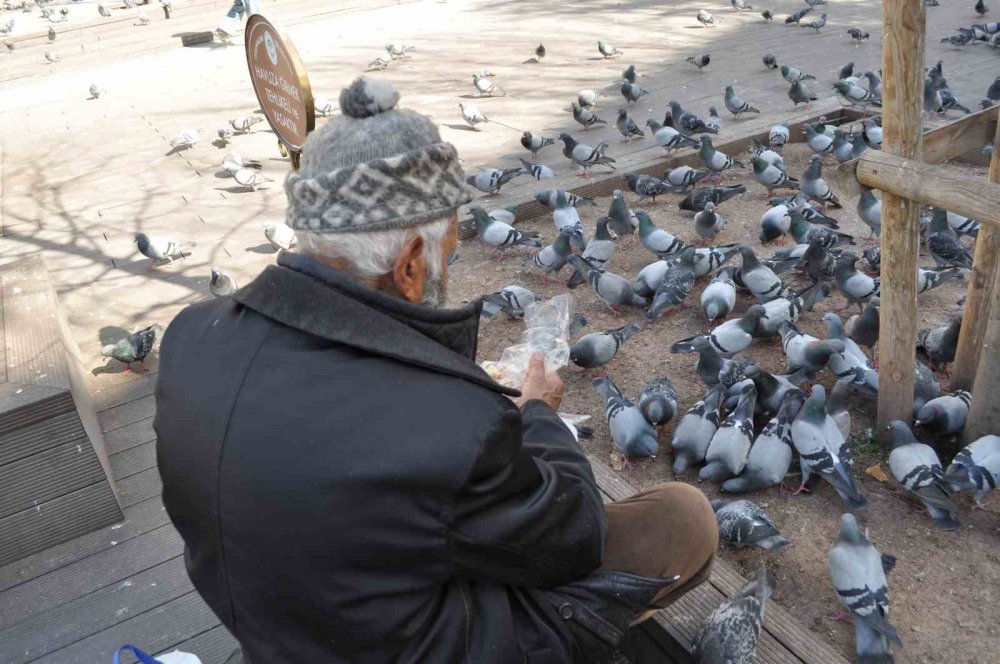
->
[233,252,519,397]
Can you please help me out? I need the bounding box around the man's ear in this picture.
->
[392,235,426,304]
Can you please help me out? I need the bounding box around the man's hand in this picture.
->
[516,353,564,410]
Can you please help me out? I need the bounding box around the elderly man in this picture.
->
[155,78,717,664]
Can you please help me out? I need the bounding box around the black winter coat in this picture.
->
[155,253,607,664]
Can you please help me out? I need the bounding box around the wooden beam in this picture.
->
[856,151,1000,226]
[964,262,1000,441]
[876,0,925,444]
[923,105,998,165]
[951,119,1000,391]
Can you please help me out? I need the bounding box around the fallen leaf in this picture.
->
[865,464,888,482]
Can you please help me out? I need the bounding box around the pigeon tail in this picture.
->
[721,473,779,493]
[927,505,962,531]
[698,460,733,483]
[826,464,868,510]
[755,535,791,551]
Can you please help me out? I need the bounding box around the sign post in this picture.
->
[244,15,314,169]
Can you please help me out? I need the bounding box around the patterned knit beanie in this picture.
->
[285,77,472,233]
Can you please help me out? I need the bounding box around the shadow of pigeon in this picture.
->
[245,243,278,254]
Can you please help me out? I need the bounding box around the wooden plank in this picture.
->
[0,411,85,466]
[856,151,1000,228]
[99,394,156,433]
[165,625,239,664]
[0,556,191,663]
[109,440,158,480]
[32,591,219,664]
[0,523,182,628]
[93,372,157,412]
[0,438,107,518]
[952,119,1000,391]
[923,105,998,165]
[0,482,123,569]
[0,496,169,593]
[875,0,925,444]
[103,416,156,456]
[115,467,163,507]
[964,254,1000,440]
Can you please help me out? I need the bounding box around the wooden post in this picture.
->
[964,261,1000,440]
[951,119,1000,391]
[876,0,925,444]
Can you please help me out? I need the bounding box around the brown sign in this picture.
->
[245,15,315,152]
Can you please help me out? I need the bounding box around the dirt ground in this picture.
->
[449,141,1000,663]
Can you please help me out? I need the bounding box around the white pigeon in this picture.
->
[135,233,193,264]
[137,7,149,24]
[264,222,297,251]
[368,53,391,70]
[209,267,238,297]
[233,168,259,189]
[217,127,233,144]
[171,129,200,148]
[88,83,103,99]
[44,50,60,63]
[459,103,488,130]
[230,116,263,133]
[223,152,262,175]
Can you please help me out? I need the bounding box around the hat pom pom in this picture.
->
[339,77,400,119]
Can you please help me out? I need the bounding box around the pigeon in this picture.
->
[217,127,233,144]
[534,43,546,60]
[470,206,540,253]
[823,315,878,396]
[233,168,260,190]
[314,98,335,116]
[976,0,989,15]
[680,185,747,212]
[637,211,687,259]
[886,420,961,530]
[857,188,882,239]
[916,266,964,294]
[620,81,649,104]
[671,305,769,357]
[835,254,880,311]
[535,189,596,209]
[780,65,816,82]
[607,189,637,238]
[788,80,818,106]
[699,136,745,177]
[481,284,538,318]
[567,218,615,288]
[827,514,901,663]
[915,390,971,434]
[101,325,158,373]
[209,266,238,298]
[785,7,813,23]
[526,229,574,276]
[762,10,775,22]
[472,73,504,96]
[558,133,616,175]
[597,40,623,58]
[926,209,974,268]
[731,0,753,10]
[135,233,193,264]
[229,116,263,133]
[692,566,773,664]
[706,106,723,133]
[690,242,739,278]
[669,100,718,135]
[846,297,880,349]
[796,237,838,283]
[170,128,199,148]
[686,53,711,72]
[751,157,798,195]
[695,202,727,243]
[593,376,658,458]
[675,336,753,388]
[769,122,790,149]
[912,358,943,418]
[702,266,738,321]
[625,173,680,201]
[697,9,719,26]
[826,372,860,441]
[222,152,262,176]
[518,158,554,181]
[385,43,413,58]
[466,167,523,194]
[944,210,980,238]
[98,3,111,17]
[570,102,608,131]
[834,80,880,105]
[701,384,757,481]
[616,109,644,142]
[801,155,842,208]
[780,322,846,380]
[44,49,61,63]
[831,131,855,164]
[578,89,600,108]
[460,103,488,130]
[569,256,648,311]
[646,248,698,320]
[264,222,297,251]
[666,165,712,189]
[136,7,149,24]
[738,245,794,302]
[723,390,803,493]
[645,119,701,152]
[86,82,106,99]
[621,64,638,83]
[805,13,827,32]
[758,281,831,336]
[48,26,55,41]
[847,27,870,43]
[520,131,554,158]
[639,377,679,427]
[712,499,790,550]
[570,323,641,369]
[804,123,834,156]
[943,434,1000,507]
[917,314,962,371]
[759,204,793,243]
[672,385,726,472]
[723,86,760,119]
[792,386,867,508]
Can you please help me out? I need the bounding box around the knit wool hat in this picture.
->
[285,77,472,233]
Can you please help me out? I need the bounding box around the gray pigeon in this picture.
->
[519,158,554,181]
[758,281,831,336]
[915,390,971,435]
[686,53,711,71]
[791,386,867,509]
[738,245,795,302]
[558,133,616,175]
[699,136,745,177]
[763,51,777,66]
[827,514,901,663]
[692,566,774,664]
[466,167,523,194]
[647,248,698,320]
[802,155,842,208]
[724,86,760,118]
[520,131,554,158]
[943,434,1000,507]
[694,202,727,243]
[481,285,539,318]
[535,189,596,209]
[835,254,880,312]
[692,243,741,277]
[701,384,757,482]
[743,369,800,414]
[665,165,712,189]
[607,189,636,238]
[913,359,942,418]
[834,80,880,104]
[779,321,846,379]
[616,109,645,142]
[697,9,719,25]
[639,377,679,426]
[570,322,641,369]
[702,266,738,321]
[625,173,681,201]
[788,79,818,106]
[785,7,813,23]
[769,122,790,149]
[622,64,637,83]
[526,229,573,276]
[637,211,688,258]
[759,203,792,242]
[712,499,790,550]
[471,206,540,252]
[633,259,671,297]
[570,102,608,130]
[567,218,615,288]
[135,233,194,265]
[597,40,623,57]
[679,184,747,212]
[887,420,961,530]
[209,267,237,297]
[847,27,870,43]
[926,209,973,268]
[101,325,158,373]
[722,389,803,493]
[670,100,718,135]
[672,384,726,473]
[857,187,882,239]
[672,336,737,386]
[593,376,658,458]
[646,119,702,153]
[620,81,649,104]
[832,130,855,164]
[846,297,879,349]
[706,106,723,132]
[824,313,878,396]
[828,372,858,440]
[916,314,962,371]
[671,305,769,357]
[752,157,798,194]
[568,255,648,311]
